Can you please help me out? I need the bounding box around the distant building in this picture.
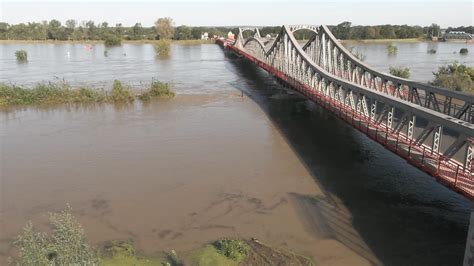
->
[201,32,209,40]
[227,31,235,40]
[443,31,473,40]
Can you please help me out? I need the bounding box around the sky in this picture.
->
[0,0,472,27]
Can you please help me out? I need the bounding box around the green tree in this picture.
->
[191,27,203,39]
[334,21,352,39]
[65,19,76,30]
[427,23,441,37]
[431,63,474,92]
[174,25,192,40]
[0,22,8,39]
[130,22,143,40]
[48,19,63,40]
[65,19,76,40]
[155,17,175,39]
[85,20,97,39]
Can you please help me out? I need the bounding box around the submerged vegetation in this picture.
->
[15,49,27,62]
[0,79,174,107]
[104,34,122,46]
[138,80,174,101]
[387,44,398,55]
[389,66,410,79]
[431,63,474,92]
[154,39,171,57]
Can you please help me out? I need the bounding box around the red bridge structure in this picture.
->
[217,25,474,265]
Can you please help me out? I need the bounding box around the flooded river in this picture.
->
[0,42,472,265]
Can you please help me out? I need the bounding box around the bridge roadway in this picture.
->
[216,25,474,201]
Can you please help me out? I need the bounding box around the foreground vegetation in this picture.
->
[12,207,313,265]
[0,80,174,107]
[13,206,96,265]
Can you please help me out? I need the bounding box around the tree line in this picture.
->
[0,19,237,41]
[0,19,470,41]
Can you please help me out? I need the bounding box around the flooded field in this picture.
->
[0,42,472,265]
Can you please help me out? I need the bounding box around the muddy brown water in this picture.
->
[0,43,472,266]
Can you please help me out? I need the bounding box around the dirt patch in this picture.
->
[241,239,314,266]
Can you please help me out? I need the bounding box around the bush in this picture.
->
[389,66,410,79]
[460,48,469,55]
[154,39,171,56]
[348,47,366,61]
[387,44,398,55]
[110,80,134,102]
[431,63,474,92]
[139,80,174,101]
[104,35,122,46]
[13,206,97,265]
[427,48,437,54]
[149,80,174,97]
[15,50,28,62]
[213,238,250,261]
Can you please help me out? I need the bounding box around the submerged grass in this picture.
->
[0,79,174,107]
[100,240,164,266]
[139,80,174,101]
[188,245,238,266]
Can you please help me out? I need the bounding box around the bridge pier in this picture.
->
[464,202,474,266]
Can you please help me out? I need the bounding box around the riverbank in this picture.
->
[341,38,423,43]
[0,80,174,107]
[0,39,214,44]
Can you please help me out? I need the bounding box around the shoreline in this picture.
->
[0,39,214,44]
[340,38,423,43]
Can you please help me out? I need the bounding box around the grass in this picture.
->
[188,245,239,266]
[173,39,214,45]
[213,238,250,262]
[341,38,422,43]
[15,50,27,62]
[0,79,174,107]
[100,240,164,266]
[1,39,214,45]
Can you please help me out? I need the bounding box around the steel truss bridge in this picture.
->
[216,25,474,200]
